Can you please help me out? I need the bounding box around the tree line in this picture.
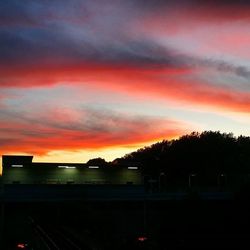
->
[89,131,250,174]
[115,131,250,184]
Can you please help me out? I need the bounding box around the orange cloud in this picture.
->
[0,107,188,156]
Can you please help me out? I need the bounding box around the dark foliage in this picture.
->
[86,157,109,166]
[115,131,250,184]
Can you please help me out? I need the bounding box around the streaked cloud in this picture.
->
[0,105,188,155]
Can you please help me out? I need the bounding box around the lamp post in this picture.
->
[0,163,4,248]
[188,174,196,188]
[158,172,165,192]
[217,173,225,189]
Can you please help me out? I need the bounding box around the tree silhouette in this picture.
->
[114,131,250,189]
[87,157,109,167]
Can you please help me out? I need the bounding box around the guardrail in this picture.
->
[0,184,233,202]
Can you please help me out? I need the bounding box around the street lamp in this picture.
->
[188,174,196,188]
[217,173,226,189]
[159,172,165,192]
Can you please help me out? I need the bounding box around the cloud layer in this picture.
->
[1,0,250,158]
[0,105,188,155]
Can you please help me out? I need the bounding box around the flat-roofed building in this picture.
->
[2,155,142,185]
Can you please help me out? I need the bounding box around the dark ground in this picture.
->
[2,199,250,249]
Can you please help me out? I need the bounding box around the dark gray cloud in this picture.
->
[1,0,250,80]
[197,58,250,80]
[0,1,38,26]
[0,28,186,68]
[213,62,250,79]
[0,0,186,68]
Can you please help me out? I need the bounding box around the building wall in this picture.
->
[2,167,142,185]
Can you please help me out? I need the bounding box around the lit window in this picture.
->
[88,166,99,169]
[128,167,138,170]
[58,165,67,168]
[58,166,76,169]
[11,165,23,168]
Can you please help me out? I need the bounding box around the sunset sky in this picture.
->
[1,0,250,164]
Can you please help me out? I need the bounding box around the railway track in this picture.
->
[29,217,91,250]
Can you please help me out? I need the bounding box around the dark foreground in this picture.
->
[2,198,250,250]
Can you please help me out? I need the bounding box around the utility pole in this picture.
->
[188,174,196,188]
[0,168,4,248]
[158,172,165,192]
[143,197,147,234]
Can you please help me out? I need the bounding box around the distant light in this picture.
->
[190,174,196,177]
[17,243,26,249]
[137,236,147,242]
[11,165,23,168]
[65,166,76,169]
[221,174,225,177]
[88,166,99,169]
[128,167,138,170]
